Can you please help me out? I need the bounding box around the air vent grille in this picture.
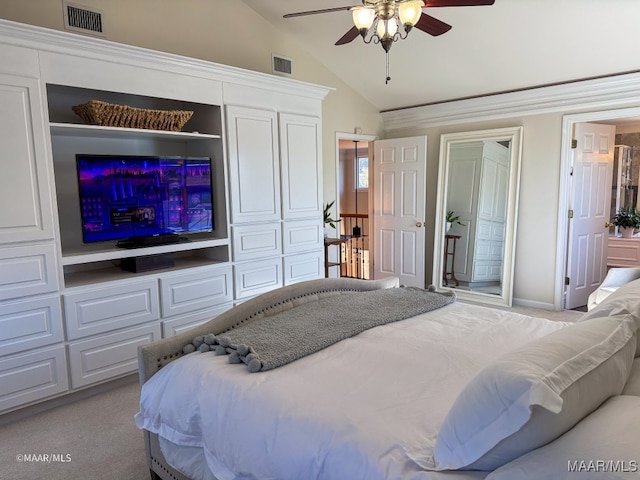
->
[272,54,293,77]
[63,2,105,36]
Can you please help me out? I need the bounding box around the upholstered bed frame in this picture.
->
[137,276,400,480]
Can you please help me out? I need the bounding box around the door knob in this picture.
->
[416,222,423,227]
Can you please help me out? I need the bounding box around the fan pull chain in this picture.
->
[385,51,391,84]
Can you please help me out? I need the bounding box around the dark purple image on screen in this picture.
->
[76,155,214,244]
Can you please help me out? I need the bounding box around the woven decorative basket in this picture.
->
[72,100,193,132]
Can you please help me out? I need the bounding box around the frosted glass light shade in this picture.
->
[352,7,376,30]
[377,17,398,39]
[398,0,423,26]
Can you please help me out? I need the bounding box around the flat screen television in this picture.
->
[76,154,214,247]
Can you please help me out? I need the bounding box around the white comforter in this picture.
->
[135,302,570,480]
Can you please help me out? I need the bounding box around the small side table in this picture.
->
[443,234,461,287]
[324,236,349,278]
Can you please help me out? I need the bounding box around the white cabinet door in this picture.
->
[284,251,323,286]
[0,244,59,301]
[67,322,161,388]
[279,113,322,220]
[162,303,233,338]
[0,74,55,244]
[282,219,323,254]
[63,279,159,340]
[0,345,69,413]
[159,265,233,318]
[0,294,63,356]
[233,257,282,299]
[232,223,282,261]
[226,105,281,224]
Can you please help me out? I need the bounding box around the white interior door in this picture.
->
[372,136,427,287]
[566,122,615,309]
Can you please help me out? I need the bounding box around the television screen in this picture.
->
[76,154,214,244]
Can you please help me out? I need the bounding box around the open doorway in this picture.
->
[332,132,377,279]
[556,108,640,310]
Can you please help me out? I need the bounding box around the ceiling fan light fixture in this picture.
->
[352,6,376,30]
[398,0,423,27]
[376,17,398,40]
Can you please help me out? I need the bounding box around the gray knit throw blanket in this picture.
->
[183,286,456,373]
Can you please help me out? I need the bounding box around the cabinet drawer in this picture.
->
[0,244,59,301]
[608,238,640,267]
[67,322,161,389]
[234,257,282,299]
[284,251,323,286]
[159,265,233,318]
[0,295,63,357]
[0,345,69,413]
[162,303,233,337]
[282,219,323,254]
[63,279,159,340]
[232,223,282,261]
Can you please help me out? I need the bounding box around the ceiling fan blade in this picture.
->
[425,0,495,7]
[335,26,361,45]
[284,6,358,18]
[414,13,452,36]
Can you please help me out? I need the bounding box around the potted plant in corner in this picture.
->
[446,210,465,233]
[611,206,640,238]
[323,201,341,237]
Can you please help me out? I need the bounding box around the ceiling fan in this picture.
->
[284,0,495,83]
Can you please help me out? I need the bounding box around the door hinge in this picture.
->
[568,209,574,219]
[565,276,570,286]
[571,139,577,149]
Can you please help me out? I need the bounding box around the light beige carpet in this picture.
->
[0,378,148,480]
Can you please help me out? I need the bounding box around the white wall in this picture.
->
[386,113,565,308]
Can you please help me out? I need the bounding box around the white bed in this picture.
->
[136,277,640,480]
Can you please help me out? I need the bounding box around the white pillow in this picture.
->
[581,278,640,357]
[486,395,640,480]
[433,315,637,471]
[622,358,640,397]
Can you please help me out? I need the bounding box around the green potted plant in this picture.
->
[323,201,341,237]
[445,210,465,233]
[611,206,640,238]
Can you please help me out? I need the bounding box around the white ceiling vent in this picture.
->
[272,54,293,78]
[63,1,105,37]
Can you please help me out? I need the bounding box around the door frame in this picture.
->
[555,106,640,310]
[333,131,378,273]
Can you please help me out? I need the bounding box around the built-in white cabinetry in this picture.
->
[0,19,328,414]
[226,106,281,225]
[0,67,67,412]
[159,265,233,318]
[448,141,508,285]
[0,345,69,413]
[0,74,56,244]
[226,106,324,295]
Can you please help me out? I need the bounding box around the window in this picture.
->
[356,156,368,190]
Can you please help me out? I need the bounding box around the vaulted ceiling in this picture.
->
[242,0,640,112]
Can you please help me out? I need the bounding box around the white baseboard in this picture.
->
[512,297,557,311]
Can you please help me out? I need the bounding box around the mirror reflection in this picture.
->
[433,127,523,307]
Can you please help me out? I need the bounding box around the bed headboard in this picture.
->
[137,276,400,385]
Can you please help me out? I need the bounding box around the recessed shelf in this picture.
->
[61,238,229,266]
[50,122,220,141]
[63,257,229,289]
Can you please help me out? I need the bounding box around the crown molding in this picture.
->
[0,19,332,101]
[381,72,640,132]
